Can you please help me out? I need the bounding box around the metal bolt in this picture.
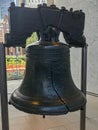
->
[21,3,25,7]
[10,2,15,7]
[70,8,73,12]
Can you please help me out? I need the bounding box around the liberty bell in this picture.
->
[9,27,86,115]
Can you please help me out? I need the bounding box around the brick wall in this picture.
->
[54,0,98,94]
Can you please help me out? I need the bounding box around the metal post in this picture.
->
[80,45,87,130]
[0,44,9,130]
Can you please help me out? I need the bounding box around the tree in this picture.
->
[26,32,38,46]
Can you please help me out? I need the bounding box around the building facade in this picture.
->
[0,0,24,55]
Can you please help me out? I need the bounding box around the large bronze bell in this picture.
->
[9,43,86,115]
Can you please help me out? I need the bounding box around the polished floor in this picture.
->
[0,80,98,130]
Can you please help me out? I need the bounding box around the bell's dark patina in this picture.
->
[8,3,86,115]
[10,41,86,115]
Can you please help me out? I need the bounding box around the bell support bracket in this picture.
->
[0,43,9,130]
[5,2,85,47]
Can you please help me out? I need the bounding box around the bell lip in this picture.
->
[26,41,69,49]
[9,89,69,115]
[9,89,86,115]
[9,97,69,115]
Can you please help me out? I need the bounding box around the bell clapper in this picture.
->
[43,115,45,118]
[9,101,11,105]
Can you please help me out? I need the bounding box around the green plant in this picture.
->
[6,55,26,80]
[6,55,26,66]
[26,32,38,46]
